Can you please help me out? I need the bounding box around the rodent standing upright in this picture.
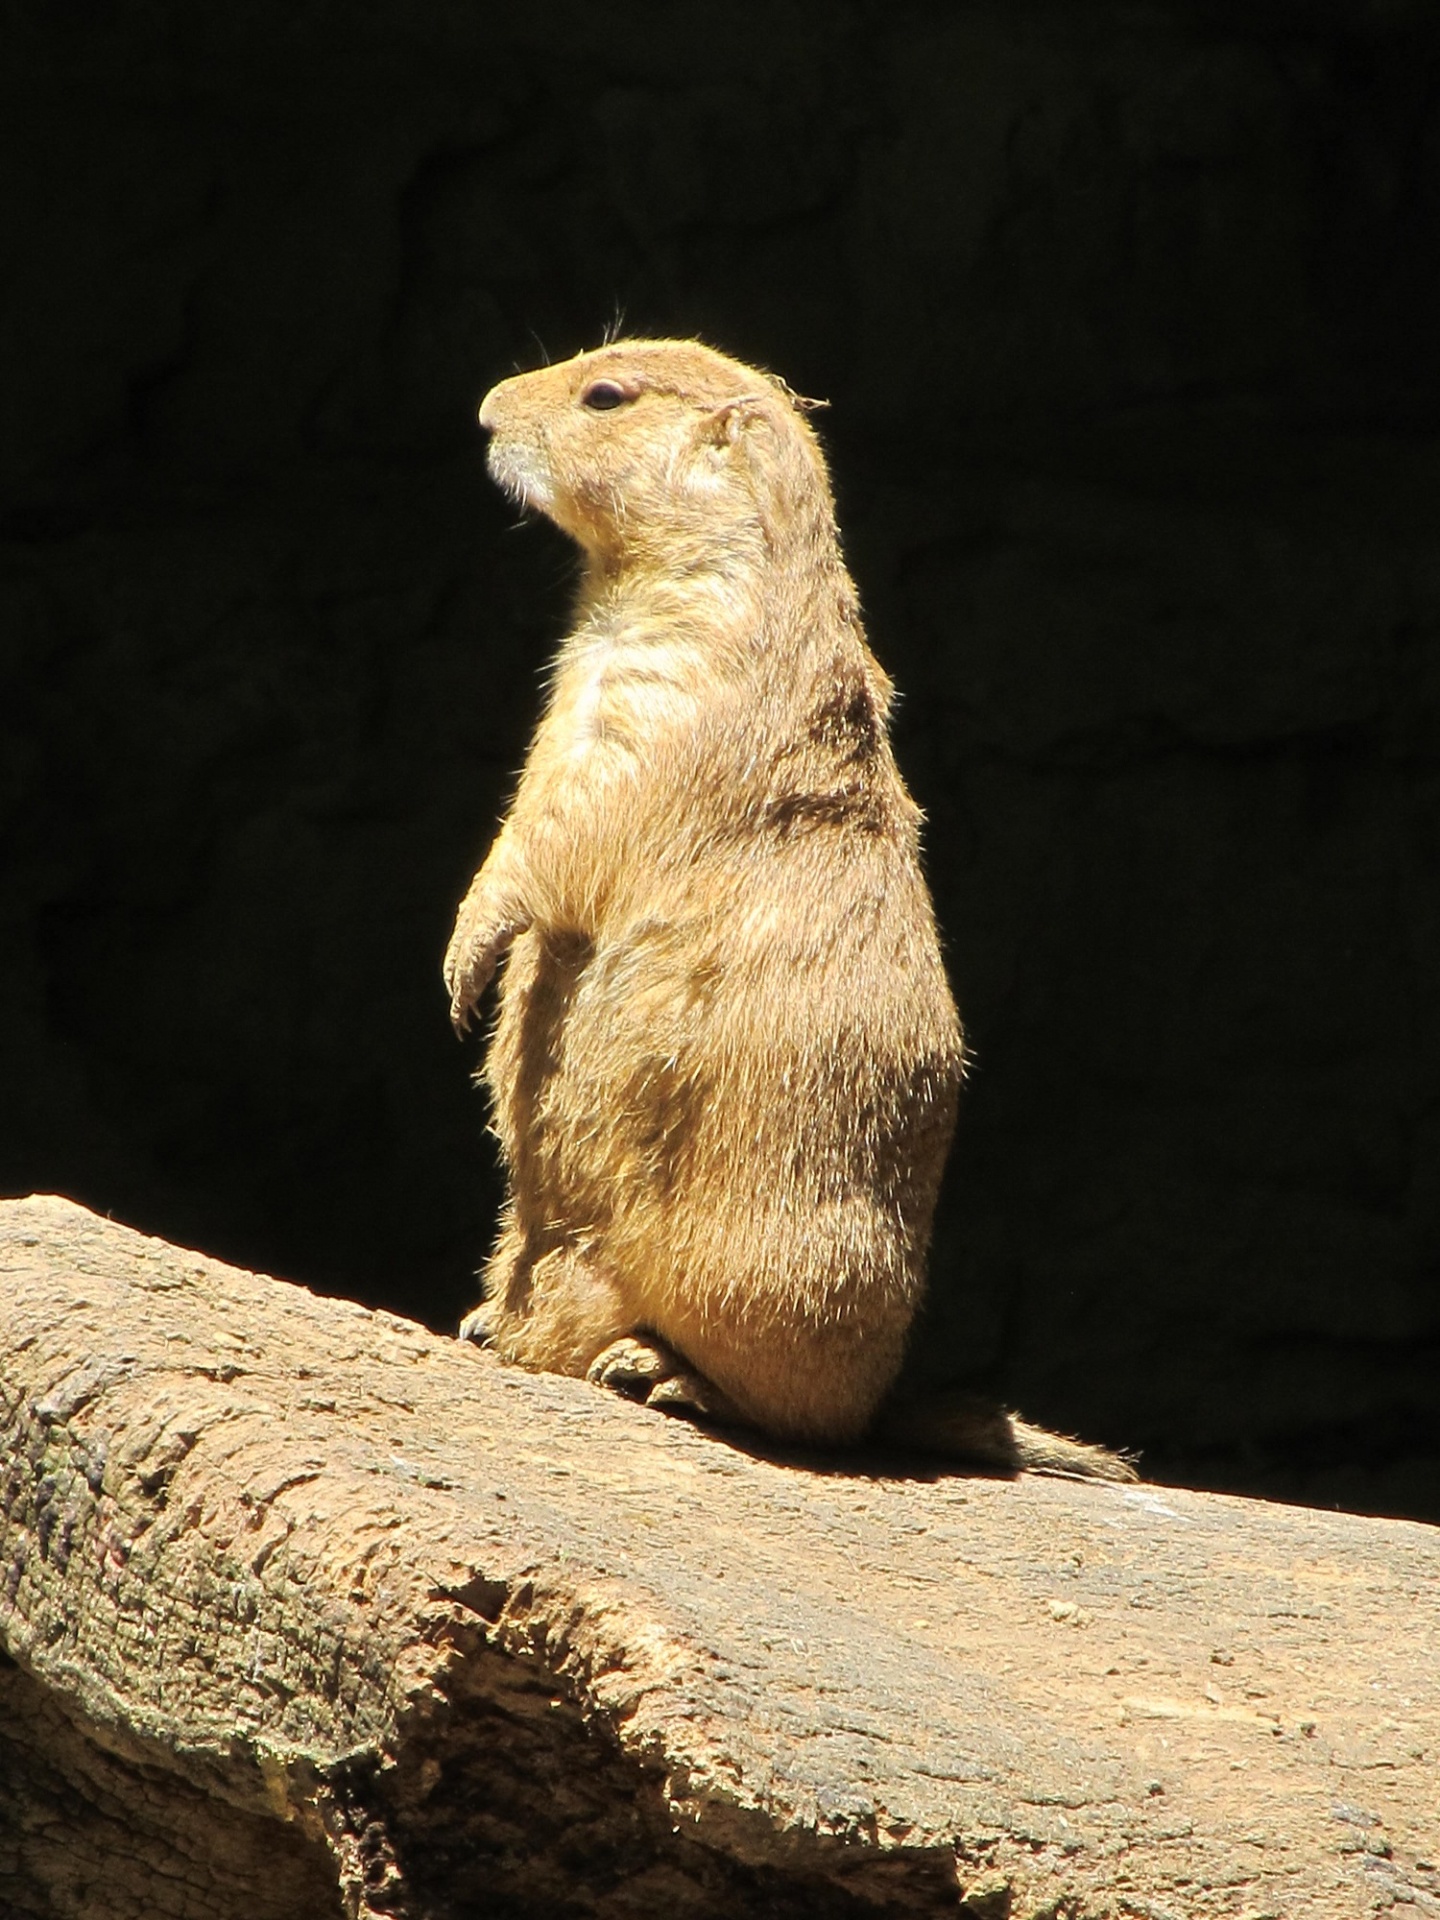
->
[444,338,1134,1481]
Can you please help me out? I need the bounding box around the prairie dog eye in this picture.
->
[581,379,635,411]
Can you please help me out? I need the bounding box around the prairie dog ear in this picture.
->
[697,392,770,448]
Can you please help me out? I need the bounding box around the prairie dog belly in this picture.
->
[487,835,958,1333]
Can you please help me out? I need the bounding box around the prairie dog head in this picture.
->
[478,339,834,570]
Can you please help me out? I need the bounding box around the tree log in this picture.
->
[1,1195,1436,1919]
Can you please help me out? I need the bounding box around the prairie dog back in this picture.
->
[443,337,964,1445]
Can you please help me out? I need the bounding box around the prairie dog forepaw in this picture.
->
[587,1335,738,1425]
[443,926,501,1035]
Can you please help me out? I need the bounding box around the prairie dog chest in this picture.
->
[554,621,706,760]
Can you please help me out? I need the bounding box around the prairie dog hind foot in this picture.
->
[587,1335,741,1426]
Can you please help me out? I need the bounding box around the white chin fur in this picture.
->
[487,441,554,515]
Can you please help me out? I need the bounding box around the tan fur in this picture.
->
[444,338,1134,1481]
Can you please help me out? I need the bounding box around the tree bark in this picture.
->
[1,1194,1437,1919]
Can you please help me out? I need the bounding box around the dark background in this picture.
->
[3,0,1438,1521]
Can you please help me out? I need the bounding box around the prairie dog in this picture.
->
[445,338,1133,1481]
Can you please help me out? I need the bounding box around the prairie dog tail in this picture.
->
[877,1392,1139,1483]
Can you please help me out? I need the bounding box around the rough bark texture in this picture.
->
[1,1195,1437,1919]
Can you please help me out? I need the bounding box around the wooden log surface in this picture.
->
[1,1193,1436,1919]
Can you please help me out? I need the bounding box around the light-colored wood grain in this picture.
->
[2,1195,1436,1917]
